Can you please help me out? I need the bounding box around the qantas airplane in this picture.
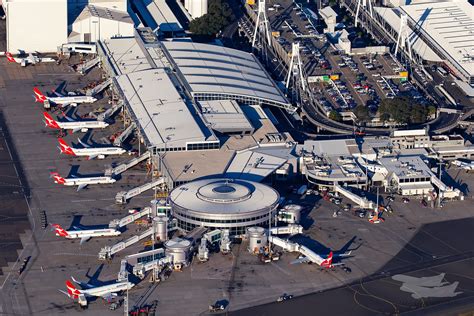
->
[50,172,116,191]
[58,138,126,160]
[292,249,336,268]
[43,112,108,133]
[60,277,134,305]
[51,224,121,245]
[6,52,55,66]
[34,87,97,107]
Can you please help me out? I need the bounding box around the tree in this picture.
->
[189,0,234,37]
[377,97,430,124]
[329,110,342,122]
[353,104,370,122]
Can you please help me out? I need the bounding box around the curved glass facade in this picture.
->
[171,201,278,236]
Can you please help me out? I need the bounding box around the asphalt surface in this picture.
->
[0,111,31,279]
[232,217,474,316]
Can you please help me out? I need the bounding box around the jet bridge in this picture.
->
[87,78,112,97]
[132,255,173,279]
[334,184,374,209]
[105,150,150,177]
[108,207,153,228]
[97,100,122,121]
[269,236,324,265]
[99,217,178,260]
[115,177,166,204]
[77,57,100,75]
[430,173,461,199]
[269,224,303,236]
[113,123,136,147]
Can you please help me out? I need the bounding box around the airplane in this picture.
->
[43,112,109,133]
[451,159,474,170]
[292,249,336,268]
[60,277,134,305]
[392,273,448,287]
[5,52,55,66]
[58,138,126,160]
[51,224,121,245]
[34,87,97,108]
[401,281,462,299]
[50,172,116,191]
[291,236,356,268]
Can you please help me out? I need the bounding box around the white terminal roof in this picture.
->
[379,155,432,179]
[114,69,217,149]
[225,144,297,182]
[100,37,153,75]
[134,0,183,33]
[374,6,442,62]
[399,0,474,76]
[161,41,291,107]
[169,178,280,215]
[76,4,134,24]
[200,100,254,134]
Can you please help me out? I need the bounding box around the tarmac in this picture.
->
[0,42,473,316]
[0,111,31,279]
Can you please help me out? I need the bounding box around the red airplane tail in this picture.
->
[5,52,16,63]
[51,223,69,237]
[50,172,66,185]
[321,251,333,268]
[43,112,60,129]
[58,138,75,156]
[65,280,81,299]
[33,87,47,103]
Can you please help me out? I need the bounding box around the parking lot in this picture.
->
[258,0,432,122]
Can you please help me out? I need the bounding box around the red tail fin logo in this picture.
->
[65,280,81,299]
[58,138,75,156]
[33,88,47,103]
[5,52,16,63]
[50,172,66,185]
[321,251,333,268]
[43,112,60,129]
[52,224,69,237]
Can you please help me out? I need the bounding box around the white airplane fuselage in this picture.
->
[57,229,121,239]
[56,176,116,186]
[83,282,134,297]
[72,147,126,158]
[48,95,97,105]
[56,120,109,131]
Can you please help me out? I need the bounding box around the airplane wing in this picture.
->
[53,91,64,97]
[77,184,88,191]
[71,276,93,289]
[79,236,91,245]
[28,53,36,65]
[336,251,352,258]
[290,256,310,265]
[58,289,72,298]
[100,292,118,302]
[77,138,90,148]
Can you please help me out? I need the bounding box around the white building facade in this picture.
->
[4,0,68,53]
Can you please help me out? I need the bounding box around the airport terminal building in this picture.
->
[169,178,280,235]
[98,28,298,188]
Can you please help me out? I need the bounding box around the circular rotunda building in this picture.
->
[169,178,280,235]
